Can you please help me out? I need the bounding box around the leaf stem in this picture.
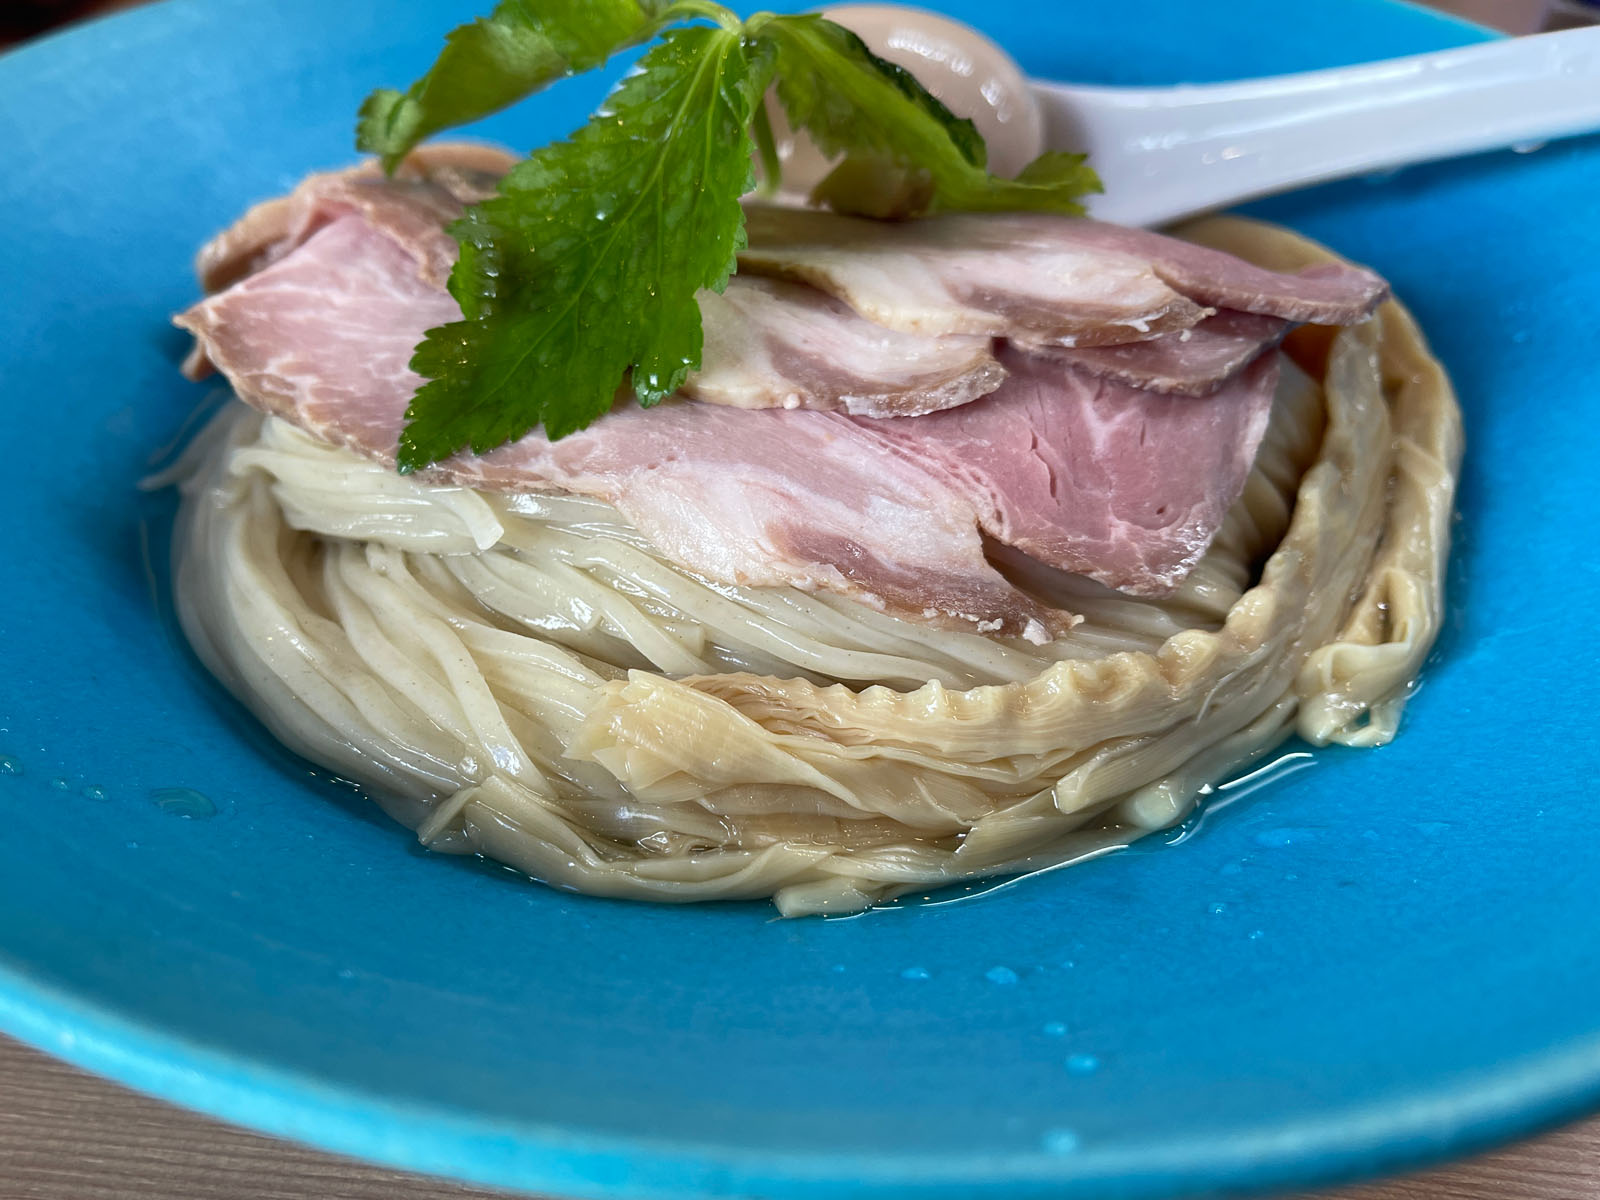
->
[659,0,742,31]
[750,95,782,194]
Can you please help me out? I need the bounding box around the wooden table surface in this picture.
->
[5,0,1595,1197]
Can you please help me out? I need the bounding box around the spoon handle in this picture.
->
[1036,26,1600,227]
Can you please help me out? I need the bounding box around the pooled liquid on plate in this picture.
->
[822,743,1325,919]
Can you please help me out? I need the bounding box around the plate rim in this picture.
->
[6,952,1600,1199]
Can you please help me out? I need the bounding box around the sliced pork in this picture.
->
[739,205,1387,341]
[689,277,1005,416]
[178,215,462,456]
[1021,309,1290,396]
[194,143,515,293]
[740,204,1209,345]
[854,345,1280,595]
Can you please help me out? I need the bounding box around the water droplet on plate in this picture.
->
[1041,1128,1080,1155]
[82,785,106,801]
[1065,1053,1100,1076]
[1208,902,1226,916]
[1248,929,1265,941]
[151,787,217,819]
[986,965,1019,985]
[51,777,70,791]
[0,756,20,777]
[1042,1021,1068,1037]
[900,966,931,981]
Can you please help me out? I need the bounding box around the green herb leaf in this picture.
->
[356,0,667,172]
[755,14,1100,216]
[396,25,773,471]
[371,5,1102,466]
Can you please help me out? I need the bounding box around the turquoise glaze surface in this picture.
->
[1,1,1598,1196]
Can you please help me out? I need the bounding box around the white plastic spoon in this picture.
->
[814,6,1600,226]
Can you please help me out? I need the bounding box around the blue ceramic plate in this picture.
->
[2,1,1598,1197]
